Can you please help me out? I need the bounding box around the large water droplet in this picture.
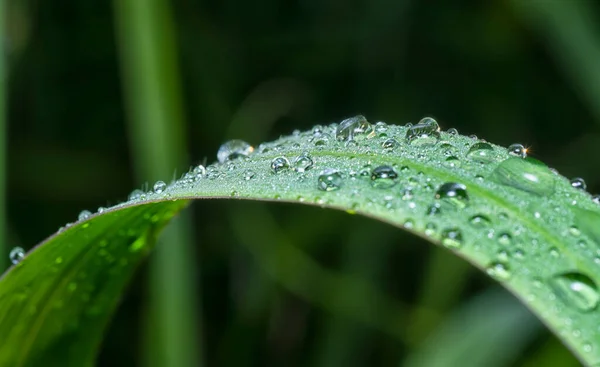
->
[370,165,398,189]
[466,142,497,163]
[318,169,343,191]
[217,139,254,163]
[335,115,373,141]
[9,247,25,265]
[491,157,556,196]
[153,180,167,193]
[405,117,441,146]
[293,153,314,173]
[271,156,291,173]
[508,143,527,158]
[435,182,469,209]
[550,272,600,312]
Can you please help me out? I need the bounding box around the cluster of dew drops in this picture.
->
[6,115,600,356]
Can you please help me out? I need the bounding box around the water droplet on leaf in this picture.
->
[271,156,291,173]
[550,272,600,312]
[293,153,314,173]
[318,169,343,191]
[466,142,497,163]
[335,115,373,141]
[382,138,399,150]
[487,262,511,280]
[435,182,469,209]
[570,177,587,190]
[153,181,166,193]
[9,247,25,265]
[491,157,556,196]
[441,228,463,248]
[405,117,441,146]
[508,143,527,158]
[370,165,398,189]
[78,210,92,221]
[217,139,254,163]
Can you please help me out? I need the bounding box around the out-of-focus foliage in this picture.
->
[4,0,600,366]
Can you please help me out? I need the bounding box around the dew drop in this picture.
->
[382,138,399,150]
[593,195,600,205]
[318,169,343,191]
[153,180,167,194]
[469,214,491,227]
[466,142,497,163]
[435,182,469,209]
[491,157,556,197]
[425,222,438,236]
[508,143,527,158]
[497,232,513,246]
[193,164,207,177]
[335,115,373,142]
[217,139,254,163]
[128,189,143,201]
[78,210,92,221]
[370,165,398,189]
[243,169,256,180]
[443,156,461,168]
[447,128,458,135]
[570,177,587,190]
[426,203,442,216]
[405,117,441,146]
[486,262,511,280]
[293,153,314,173]
[9,247,25,265]
[550,272,600,312]
[441,228,463,249]
[271,156,291,173]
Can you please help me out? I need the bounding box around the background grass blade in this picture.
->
[0,0,7,272]
[1,118,600,365]
[112,0,202,366]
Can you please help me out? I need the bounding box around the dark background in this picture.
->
[5,0,600,366]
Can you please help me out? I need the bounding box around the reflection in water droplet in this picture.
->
[435,182,469,209]
[371,165,398,189]
[318,169,343,191]
[441,228,463,248]
[271,156,291,173]
[153,181,166,193]
[570,177,587,190]
[508,143,527,158]
[406,117,441,146]
[9,247,25,265]
[78,210,92,221]
[335,115,373,141]
[466,142,496,163]
[491,157,556,196]
[487,262,511,280]
[293,153,314,173]
[550,272,600,312]
[217,139,254,163]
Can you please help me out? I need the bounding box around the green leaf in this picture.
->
[2,116,600,365]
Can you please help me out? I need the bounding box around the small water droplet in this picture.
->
[370,165,398,189]
[443,156,461,168]
[382,138,399,150]
[335,115,373,141]
[550,272,599,312]
[469,214,491,227]
[425,222,438,236]
[426,203,442,216]
[243,170,256,180]
[447,128,458,135]
[441,228,463,248]
[78,210,92,221]
[508,143,527,158]
[318,169,343,191]
[570,177,587,190]
[592,195,600,205]
[9,247,25,265]
[293,153,314,173]
[491,157,556,196]
[128,189,143,201]
[193,165,207,177]
[435,182,469,209]
[405,117,441,146]
[401,188,413,200]
[271,156,291,173]
[466,142,497,163]
[497,233,513,246]
[217,139,254,163]
[487,262,511,280]
[153,181,166,193]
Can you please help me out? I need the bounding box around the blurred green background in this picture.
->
[3,0,600,366]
